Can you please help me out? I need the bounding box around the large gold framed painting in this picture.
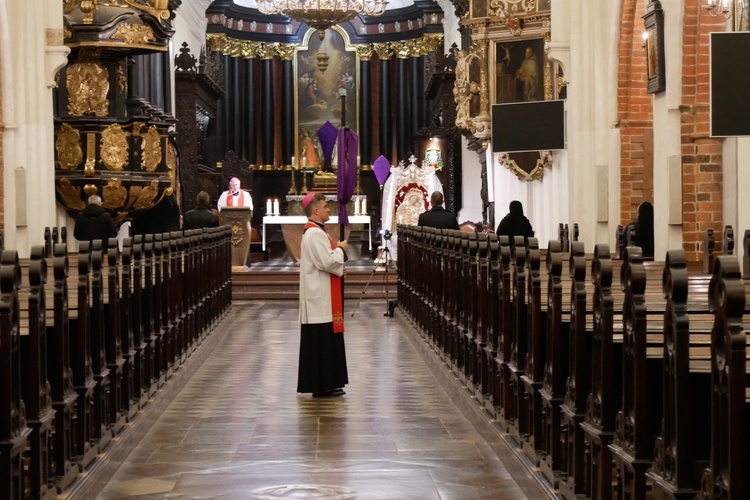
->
[296,27,358,169]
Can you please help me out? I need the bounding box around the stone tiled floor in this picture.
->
[92,301,546,499]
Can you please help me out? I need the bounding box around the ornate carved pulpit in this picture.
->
[221,207,253,271]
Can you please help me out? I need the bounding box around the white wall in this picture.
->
[1,0,69,256]
[487,0,621,251]
[458,137,483,223]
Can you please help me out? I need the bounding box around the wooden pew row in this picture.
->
[0,226,231,500]
[396,224,749,500]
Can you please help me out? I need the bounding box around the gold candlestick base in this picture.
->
[288,169,298,195]
[300,171,310,195]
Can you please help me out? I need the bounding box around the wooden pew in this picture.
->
[103,238,126,435]
[540,240,569,488]
[699,255,749,500]
[69,242,99,470]
[48,244,79,492]
[0,250,32,499]
[20,247,57,500]
[581,244,621,499]
[645,250,712,498]
[560,241,591,499]
[507,236,530,445]
[521,238,545,466]
[495,236,514,433]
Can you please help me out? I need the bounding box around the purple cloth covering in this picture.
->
[336,127,359,226]
[373,155,391,186]
[317,121,338,168]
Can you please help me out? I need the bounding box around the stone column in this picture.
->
[258,44,275,169]
[375,43,393,161]
[277,44,296,169]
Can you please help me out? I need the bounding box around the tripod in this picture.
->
[351,235,396,318]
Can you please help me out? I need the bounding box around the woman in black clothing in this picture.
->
[496,200,534,245]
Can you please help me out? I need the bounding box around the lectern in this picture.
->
[220,207,252,271]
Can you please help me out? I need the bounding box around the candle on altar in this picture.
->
[361,197,366,215]
[273,198,280,215]
[291,156,295,169]
[357,155,360,166]
[266,199,272,215]
[354,198,360,215]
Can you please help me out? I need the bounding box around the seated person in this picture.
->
[496,200,534,246]
[627,201,654,259]
[183,191,220,230]
[74,195,117,245]
[418,191,459,230]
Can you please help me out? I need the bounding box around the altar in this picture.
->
[262,215,372,263]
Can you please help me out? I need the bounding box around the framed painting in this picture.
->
[493,38,546,103]
[296,26,357,169]
[644,0,665,94]
[736,0,749,32]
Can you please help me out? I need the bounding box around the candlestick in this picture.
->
[273,198,280,215]
[266,199,272,215]
[288,168,298,195]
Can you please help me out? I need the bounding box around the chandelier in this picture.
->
[257,0,388,39]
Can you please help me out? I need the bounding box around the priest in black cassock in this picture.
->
[297,193,349,397]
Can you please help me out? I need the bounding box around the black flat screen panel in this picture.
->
[491,100,565,153]
[710,32,750,137]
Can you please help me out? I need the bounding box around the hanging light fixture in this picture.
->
[705,0,731,17]
[257,0,388,40]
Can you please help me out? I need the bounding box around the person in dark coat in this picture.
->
[496,200,534,245]
[629,201,654,259]
[74,195,117,244]
[417,191,459,230]
[183,191,220,230]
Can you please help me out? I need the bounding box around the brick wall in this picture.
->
[680,4,726,262]
[618,0,653,225]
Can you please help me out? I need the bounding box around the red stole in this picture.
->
[227,190,244,207]
[304,221,344,333]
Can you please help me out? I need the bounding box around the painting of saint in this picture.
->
[494,39,545,103]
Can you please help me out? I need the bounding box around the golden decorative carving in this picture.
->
[64,27,72,40]
[166,139,176,170]
[102,178,127,209]
[84,158,96,177]
[355,44,376,61]
[231,223,247,246]
[140,125,162,172]
[112,23,157,45]
[80,0,97,24]
[100,123,129,171]
[276,44,296,61]
[66,51,109,116]
[56,123,83,170]
[453,47,479,131]
[132,180,160,210]
[57,178,86,211]
[84,184,98,197]
[392,41,412,59]
[497,151,553,181]
[256,42,276,60]
[116,60,127,93]
[423,35,443,53]
[206,34,228,53]
[373,43,393,60]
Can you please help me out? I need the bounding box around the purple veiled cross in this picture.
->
[373,155,391,186]
[336,127,359,228]
[317,121,338,169]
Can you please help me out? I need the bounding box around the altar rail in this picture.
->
[397,224,749,500]
[0,227,231,499]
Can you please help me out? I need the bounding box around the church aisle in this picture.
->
[95,301,546,499]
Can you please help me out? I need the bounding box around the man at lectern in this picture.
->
[217,177,253,212]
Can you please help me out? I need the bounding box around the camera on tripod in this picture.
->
[379,229,392,240]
